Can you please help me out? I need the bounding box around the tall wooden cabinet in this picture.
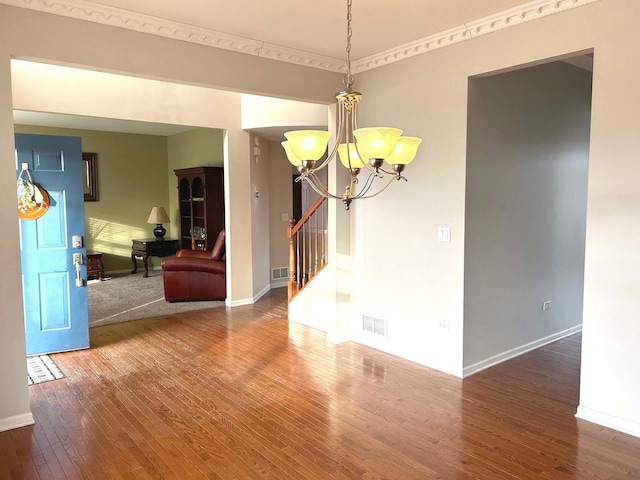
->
[175,167,225,251]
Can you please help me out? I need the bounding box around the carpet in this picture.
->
[88,272,225,327]
[27,355,65,385]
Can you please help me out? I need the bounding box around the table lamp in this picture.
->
[147,206,170,240]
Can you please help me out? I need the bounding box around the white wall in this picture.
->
[268,140,294,285]
[0,50,31,432]
[250,132,271,300]
[239,93,331,294]
[348,46,468,376]
[0,3,341,432]
[11,60,243,128]
[349,0,640,435]
[241,94,327,131]
[463,61,591,372]
[2,0,640,439]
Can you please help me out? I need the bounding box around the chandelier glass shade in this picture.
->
[281,0,422,210]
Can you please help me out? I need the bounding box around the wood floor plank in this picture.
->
[2,288,640,479]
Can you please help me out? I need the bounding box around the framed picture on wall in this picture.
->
[82,152,98,201]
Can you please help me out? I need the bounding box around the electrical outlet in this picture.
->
[437,321,449,332]
[437,227,451,242]
[542,301,551,311]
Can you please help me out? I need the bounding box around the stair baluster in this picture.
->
[287,196,328,301]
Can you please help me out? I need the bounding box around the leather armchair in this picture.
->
[161,230,226,302]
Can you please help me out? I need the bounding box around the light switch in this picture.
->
[437,227,451,242]
[281,213,289,222]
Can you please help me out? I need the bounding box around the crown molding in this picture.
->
[258,42,343,72]
[1,0,601,75]
[353,0,602,73]
[0,0,345,72]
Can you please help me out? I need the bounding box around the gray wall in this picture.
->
[250,132,271,296]
[463,61,592,368]
[268,139,294,279]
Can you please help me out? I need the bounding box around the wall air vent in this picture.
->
[362,314,387,338]
[271,267,288,280]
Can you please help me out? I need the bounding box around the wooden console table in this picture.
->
[131,238,179,278]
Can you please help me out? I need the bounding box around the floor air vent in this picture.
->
[362,314,387,338]
[271,267,288,280]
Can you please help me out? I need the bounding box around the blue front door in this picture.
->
[16,133,89,356]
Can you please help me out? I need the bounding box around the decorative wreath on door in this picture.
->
[17,169,50,220]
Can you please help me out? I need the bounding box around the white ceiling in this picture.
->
[91,0,531,60]
[8,0,595,137]
[13,110,194,136]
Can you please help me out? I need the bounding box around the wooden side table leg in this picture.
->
[97,257,105,281]
[131,253,138,274]
[143,254,149,278]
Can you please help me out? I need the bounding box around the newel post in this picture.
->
[288,218,297,301]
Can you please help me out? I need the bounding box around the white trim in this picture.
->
[225,284,274,306]
[0,413,34,432]
[353,0,601,73]
[463,324,582,377]
[353,24,471,73]
[351,331,463,377]
[226,297,253,307]
[270,280,287,289]
[576,406,640,439]
[258,42,342,72]
[326,332,350,344]
[253,284,270,303]
[0,0,601,74]
[0,0,343,72]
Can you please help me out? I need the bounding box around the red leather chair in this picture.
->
[161,230,226,302]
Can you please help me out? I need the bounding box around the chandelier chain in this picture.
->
[344,0,354,88]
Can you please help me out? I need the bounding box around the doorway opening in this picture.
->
[462,52,594,394]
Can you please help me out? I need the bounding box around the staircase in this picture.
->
[287,196,328,301]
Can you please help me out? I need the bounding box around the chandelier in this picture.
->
[281,0,422,210]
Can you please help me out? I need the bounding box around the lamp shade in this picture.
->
[284,130,332,161]
[281,141,302,167]
[385,137,422,165]
[337,143,366,169]
[147,206,170,224]
[353,127,402,160]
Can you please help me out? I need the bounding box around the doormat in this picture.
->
[27,355,65,385]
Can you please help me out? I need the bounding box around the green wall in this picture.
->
[166,128,224,240]
[14,125,169,272]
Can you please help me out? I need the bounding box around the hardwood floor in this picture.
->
[2,288,639,479]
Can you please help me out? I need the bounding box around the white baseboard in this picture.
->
[351,332,463,378]
[0,413,34,432]
[289,316,330,333]
[226,284,273,307]
[226,297,253,307]
[270,280,287,289]
[253,284,271,303]
[463,324,582,377]
[576,406,640,438]
[326,332,350,344]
